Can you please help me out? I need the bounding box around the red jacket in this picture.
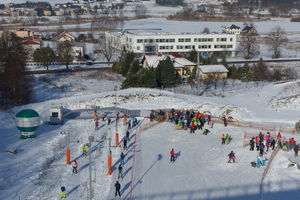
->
[170,150,175,156]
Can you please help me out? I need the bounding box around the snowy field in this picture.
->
[0,71,300,199]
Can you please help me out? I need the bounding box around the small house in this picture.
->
[221,24,241,35]
[16,28,34,39]
[57,31,76,42]
[141,53,196,77]
[22,40,40,59]
[197,64,228,80]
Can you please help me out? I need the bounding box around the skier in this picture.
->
[289,138,295,150]
[270,137,276,150]
[72,160,78,174]
[120,152,125,165]
[255,136,260,151]
[223,116,227,127]
[207,115,211,125]
[250,138,255,151]
[266,140,270,152]
[118,164,123,179]
[190,122,195,134]
[210,119,215,128]
[107,118,111,125]
[225,134,231,144]
[294,143,299,157]
[60,186,67,199]
[102,113,106,121]
[259,143,265,155]
[123,137,128,150]
[82,144,87,156]
[170,148,175,163]
[203,128,210,135]
[261,154,266,166]
[114,181,121,197]
[95,120,99,130]
[128,121,131,130]
[257,155,261,168]
[221,134,226,145]
[227,151,236,163]
[126,130,130,139]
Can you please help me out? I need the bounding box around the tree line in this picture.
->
[0,32,31,109]
[226,58,297,82]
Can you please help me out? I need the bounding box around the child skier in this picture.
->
[250,137,255,151]
[82,144,87,156]
[203,128,210,135]
[221,134,226,145]
[115,181,121,197]
[95,120,99,130]
[60,186,67,199]
[170,148,175,163]
[118,164,123,179]
[72,160,78,174]
[227,151,236,163]
[123,137,128,150]
[120,152,125,165]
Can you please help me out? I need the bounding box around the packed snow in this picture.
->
[0,71,299,200]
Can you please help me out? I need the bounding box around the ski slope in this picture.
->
[0,73,300,199]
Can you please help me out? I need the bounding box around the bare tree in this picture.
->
[57,41,74,70]
[239,23,260,59]
[97,35,117,62]
[202,27,210,34]
[267,26,288,58]
[134,4,147,18]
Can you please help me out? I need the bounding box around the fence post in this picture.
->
[66,149,70,165]
[115,133,119,147]
[107,155,112,175]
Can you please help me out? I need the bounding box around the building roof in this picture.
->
[198,65,228,73]
[23,40,39,45]
[230,24,240,29]
[143,54,196,68]
[58,31,76,40]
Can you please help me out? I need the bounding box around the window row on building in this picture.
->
[136,37,234,44]
[214,45,233,48]
[159,45,174,50]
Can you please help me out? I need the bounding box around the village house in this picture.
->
[197,64,228,80]
[16,28,34,39]
[221,24,241,35]
[141,53,196,77]
[22,40,41,60]
[57,31,76,42]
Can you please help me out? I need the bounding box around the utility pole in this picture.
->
[88,136,94,200]
[196,51,200,95]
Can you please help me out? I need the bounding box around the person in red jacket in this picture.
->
[289,138,295,150]
[227,151,236,163]
[170,148,175,162]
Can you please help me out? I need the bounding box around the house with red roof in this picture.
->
[22,40,40,60]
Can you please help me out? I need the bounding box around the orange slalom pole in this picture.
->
[66,149,71,165]
[107,155,112,175]
[116,133,119,147]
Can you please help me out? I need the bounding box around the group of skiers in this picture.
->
[249,132,299,157]
[221,134,232,145]
[168,109,217,135]
[94,111,113,130]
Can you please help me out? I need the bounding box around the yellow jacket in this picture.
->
[60,191,67,199]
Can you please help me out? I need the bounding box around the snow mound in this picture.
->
[268,81,300,111]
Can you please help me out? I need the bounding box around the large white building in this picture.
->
[105,30,237,57]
